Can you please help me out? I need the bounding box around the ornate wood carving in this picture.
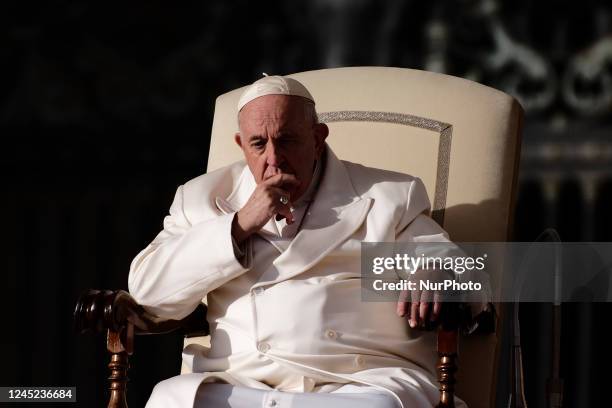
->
[436,329,458,408]
[107,330,129,408]
[74,289,209,336]
[74,290,208,407]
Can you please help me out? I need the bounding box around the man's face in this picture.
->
[235,94,328,202]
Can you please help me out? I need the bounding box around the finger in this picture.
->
[264,173,301,188]
[263,166,282,179]
[419,290,435,325]
[267,186,291,204]
[419,301,429,324]
[397,290,409,317]
[410,288,421,304]
[267,187,295,223]
[410,301,419,328]
[396,301,406,317]
[432,302,442,322]
[409,288,421,327]
[277,204,294,224]
[419,289,430,323]
[420,289,433,304]
[432,293,442,321]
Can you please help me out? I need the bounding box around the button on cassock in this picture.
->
[325,329,337,339]
[257,342,271,353]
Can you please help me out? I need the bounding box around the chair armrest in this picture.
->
[73,289,209,337]
[416,302,496,335]
[73,289,209,408]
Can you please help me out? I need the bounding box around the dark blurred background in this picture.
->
[2,0,611,407]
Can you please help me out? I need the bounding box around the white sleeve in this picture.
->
[396,213,450,243]
[396,188,492,318]
[395,177,448,243]
[128,185,251,319]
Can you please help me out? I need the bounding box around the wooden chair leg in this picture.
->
[107,330,129,408]
[436,328,458,408]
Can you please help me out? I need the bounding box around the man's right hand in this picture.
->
[231,173,300,244]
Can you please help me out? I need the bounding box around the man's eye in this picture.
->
[251,141,266,149]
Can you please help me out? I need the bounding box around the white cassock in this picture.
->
[128,145,469,408]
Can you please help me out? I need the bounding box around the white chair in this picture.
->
[76,66,523,408]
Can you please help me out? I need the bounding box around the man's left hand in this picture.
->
[396,288,442,328]
[395,268,447,328]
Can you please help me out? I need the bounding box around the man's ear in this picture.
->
[314,123,329,155]
[234,133,243,149]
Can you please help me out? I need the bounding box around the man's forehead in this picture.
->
[242,94,303,112]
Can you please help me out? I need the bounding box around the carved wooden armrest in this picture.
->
[74,289,209,408]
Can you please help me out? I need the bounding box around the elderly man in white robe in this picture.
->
[128,75,471,408]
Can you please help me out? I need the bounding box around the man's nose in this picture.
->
[265,143,283,167]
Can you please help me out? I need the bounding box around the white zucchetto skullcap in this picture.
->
[237,74,315,112]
